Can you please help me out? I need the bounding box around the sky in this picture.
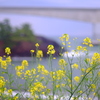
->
[0,0,100,8]
[0,0,100,38]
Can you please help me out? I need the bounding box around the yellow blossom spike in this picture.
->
[71,63,78,69]
[22,60,28,66]
[30,50,35,53]
[8,89,12,95]
[5,47,11,55]
[74,76,80,82]
[36,50,43,58]
[35,43,39,47]
[58,59,67,66]
[91,84,96,89]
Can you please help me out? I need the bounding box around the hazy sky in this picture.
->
[0,0,100,8]
[0,0,100,38]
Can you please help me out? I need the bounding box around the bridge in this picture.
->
[0,7,100,40]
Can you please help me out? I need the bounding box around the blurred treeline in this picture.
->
[0,19,37,48]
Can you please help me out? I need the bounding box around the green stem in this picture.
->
[49,54,55,100]
[69,64,98,100]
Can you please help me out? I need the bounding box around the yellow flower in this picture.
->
[79,90,83,94]
[74,76,80,82]
[36,50,43,58]
[47,45,56,55]
[89,44,93,47]
[61,47,64,49]
[88,97,92,100]
[68,45,71,47]
[30,50,35,53]
[35,43,39,47]
[76,46,87,51]
[0,76,5,88]
[6,56,12,64]
[1,60,7,69]
[67,79,71,82]
[0,80,5,88]
[15,65,25,71]
[91,84,96,89]
[56,70,65,80]
[29,82,46,96]
[63,34,69,41]
[53,57,56,59]
[85,58,90,62]
[16,71,23,77]
[86,67,92,73]
[83,37,92,46]
[83,37,91,43]
[71,63,78,69]
[22,60,28,66]
[37,64,49,75]
[50,49,56,54]
[15,65,24,77]
[47,45,54,50]
[42,69,49,75]
[0,57,2,62]
[31,68,36,74]
[58,59,67,66]
[91,52,100,64]
[68,42,71,44]
[60,34,69,41]
[13,96,18,100]
[69,84,72,88]
[97,71,100,76]
[25,70,31,76]
[83,47,87,51]
[8,89,12,95]
[93,92,96,96]
[81,68,85,72]
[71,97,78,100]
[56,84,60,88]
[76,46,83,50]
[62,42,66,45]
[5,47,11,55]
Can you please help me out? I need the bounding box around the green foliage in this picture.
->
[0,19,37,48]
[0,19,12,47]
[0,19,12,40]
[12,24,36,42]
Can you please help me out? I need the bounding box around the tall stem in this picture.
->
[69,64,97,100]
[49,54,55,100]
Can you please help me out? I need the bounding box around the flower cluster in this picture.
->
[0,56,12,69]
[47,45,55,55]
[58,59,67,66]
[29,82,46,96]
[5,47,11,55]
[71,63,79,69]
[83,37,93,47]
[15,60,28,77]
[50,70,65,80]
[36,50,43,58]
[76,46,87,51]
[0,76,6,96]
[60,34,69,41]
[37,64,49,75]
[74,76,80,82]
[0,34,100,100]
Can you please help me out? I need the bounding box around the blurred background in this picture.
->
[0,0,100,57]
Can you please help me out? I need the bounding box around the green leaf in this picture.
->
[2,71,8,74]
